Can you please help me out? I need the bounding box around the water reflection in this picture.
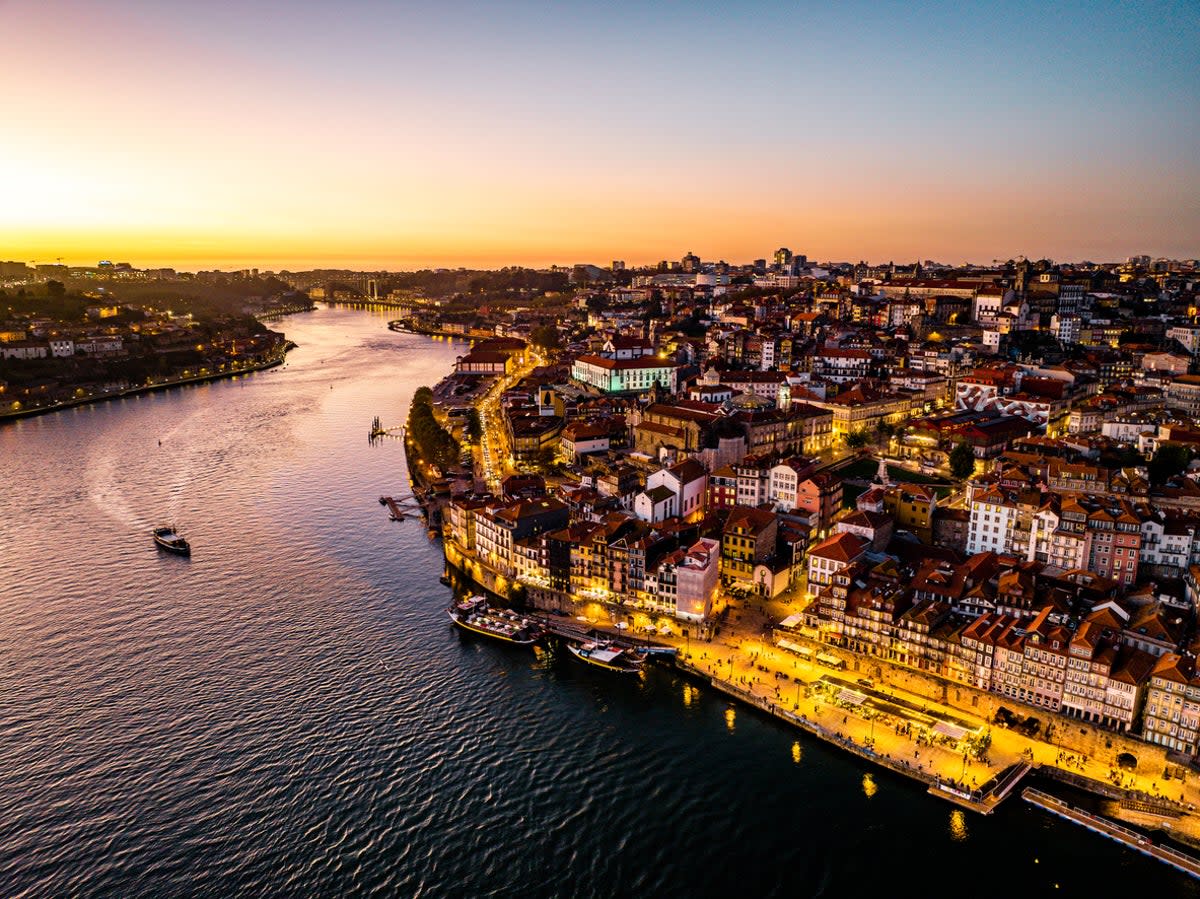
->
[862,773,878,799]
[949,809,968,842]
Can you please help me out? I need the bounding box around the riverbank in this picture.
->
[0,348,292,425]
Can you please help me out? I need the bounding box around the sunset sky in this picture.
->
[3,0,1197,270]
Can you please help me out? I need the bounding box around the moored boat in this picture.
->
[152,526,191,556]
[448,595,541,646]
[567,641,645,674]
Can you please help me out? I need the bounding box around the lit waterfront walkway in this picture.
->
[633,596,1200,841]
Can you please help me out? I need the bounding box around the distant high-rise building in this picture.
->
[0,261,33,279]
[681,251,701,273]
[773,247,792,268]
[612,260,625,272]
[753,259,767,274]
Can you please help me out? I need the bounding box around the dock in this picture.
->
[369,415,405,441]
[1023,787,1200,880]
[533,614,678,655]
[928,762,1031,814]
[380,495,423,521]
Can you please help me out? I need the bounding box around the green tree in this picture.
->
[46,280,66,298]
[1149,443,1192,485]
[845,429,871,449]
[949,441,976,480]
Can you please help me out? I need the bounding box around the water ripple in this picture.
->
[0,308,1194,899]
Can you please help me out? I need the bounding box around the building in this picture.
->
[571,355,677,395]
[807,532,869,590]
[1166,375,1200,417]
[721,506,778,591]
[1143,653,1200,755]
[811,383,912,443]
[455,350,510,375]
[561,420,612,460]
[674,537,720,618]
[795,471,844,535]
[883,484,938,542]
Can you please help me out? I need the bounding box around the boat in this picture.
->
[447,595,541,646]
[567,641,645,674]
[152,526,191,556]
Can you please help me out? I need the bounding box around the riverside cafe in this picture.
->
[774,614,845,669]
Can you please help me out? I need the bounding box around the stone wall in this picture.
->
[812,641,1172,776]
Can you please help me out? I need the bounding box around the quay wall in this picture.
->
[799,640,1173,776]
[0,352,289,425]
[677,660,940,792]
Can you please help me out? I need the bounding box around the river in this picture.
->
[0,306,1194,897]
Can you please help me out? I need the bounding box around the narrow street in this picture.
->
[474,348,542,492]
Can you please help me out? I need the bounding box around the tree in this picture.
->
[46,280,66,298]
[949,441,976,480]
[530,325,560,351]
[465,408,482,443]
[845,429,871,449]
[1149,443,1192,485]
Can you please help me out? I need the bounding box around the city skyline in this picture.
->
[3,0,1198,269]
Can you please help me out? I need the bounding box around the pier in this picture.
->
[530,613,678,655]
[1023,787,1200,880]
[369,416,404,441]
[380,495,423,521]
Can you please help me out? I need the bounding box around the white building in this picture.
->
[1167,326,1200,356]
[634,458,707,523]
[675,538,720,620]
[966,487,1020,555]
[571,355,677,394]
[768,459,811,511]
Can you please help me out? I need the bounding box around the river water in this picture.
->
[0,306,1195,897]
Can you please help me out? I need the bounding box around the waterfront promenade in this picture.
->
[642,605,1200,843]
[451,532,1200,842]
[0,350,290,424]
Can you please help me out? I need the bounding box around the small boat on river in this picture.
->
[567,641,645,674]
[152,526,191,556]
[448,595,541,646]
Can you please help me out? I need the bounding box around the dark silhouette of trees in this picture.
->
[407,386,459,469]
[1149,443,1192,485]
[530,325,560,351]
[949,441,976,480]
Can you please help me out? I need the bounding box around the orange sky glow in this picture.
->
[3,1,1196,270]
